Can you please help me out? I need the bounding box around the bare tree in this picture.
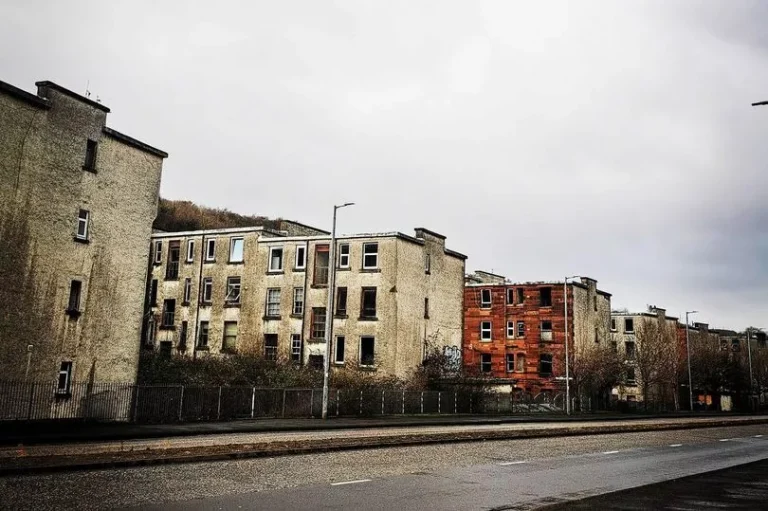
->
[634,316,678,407]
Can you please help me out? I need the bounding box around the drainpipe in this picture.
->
[192,235,205,361]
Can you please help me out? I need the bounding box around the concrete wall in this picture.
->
[571,278,612,357]
[0,80,165,384]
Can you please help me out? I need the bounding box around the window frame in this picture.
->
[165,241,180,280]
[517,321,525,338]
[67,280,82,315]
[76,209,90,241]
[161,299,176,328]
[517,288,525,305]
[154,240,162,264]
[225,276,242,305]
[360,336,375,367]
[362,242,379,270]
[338,243,350,268]
[291,334,302,364]
[265,287,281,317]
[182,278,192,304]
[610,318,617,331]
[229,237,244,263]
[180,320,188,346]
[205,239,216,262]
[186,240,195,263]
[311,307,326,340]
[480,289,492,308]
[336,286,348,316]
[480,353,492,373]
[222,321,238,352]
[506,354,515,373]
[625,318,634,333]
[539,354,553,376]
[424,253,431,274]
[540,287,552,307]
[334,335,346,364]
[264,334,278,361]
[480,321,492,341]
[515,353,526,372]
[313,244,329,285]
[83,139,97,171]
[292,287,304,316]
[506,321,515,339]
[57,361,73,395]
[295,245,307,270]
[268,246,284,272]
[360,287,377,319]
[198,321,210,348]
[201,277,213,304]
[506,288,514,305]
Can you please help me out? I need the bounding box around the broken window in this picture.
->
[361,287,377,319]
[201,277,213,303]
[516,354,526,372]
[264,334,278,361]
[311,308,326,339]
[295,245,306,270]
[506,288,514,305]
[626,367,636,384]
[480,289,492,308]
[313,245,329,285]
[539,354,553,376]
[335,336,345,364]
[480,321,492,341]
[338,243,350,268]
[363,243,379,269]
[292,287,304,315]
[183,278,192,304]
[624,318,634,333]
[506,354,515,372]
[269,246,284,272]
[517,288,525,305]
[186,240,195,263]
[517,321,525,338]
[540,287,552,307]
[67,280,82,314]
[480,354,492,373]
[226,276,242,305]
[625,341,636,360]
[360,336,375,366]
[336,286,348,316]
[179,321,188,347]
[84,139,97,171]
[265,288,280,316]
[198,321,209,347]
[150,279,158,306]
[76,209,89,241]
[161,299,176,327]
[166,241,180,280]
[223,321,238,352]
[229,238,244,263]
[57,361,73,395]
[540,320,553,341]
[205,239,216,261]
[291,334,302,363]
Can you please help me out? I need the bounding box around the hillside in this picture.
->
[153,198,283,232]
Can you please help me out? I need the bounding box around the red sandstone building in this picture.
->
[463,271,611,394]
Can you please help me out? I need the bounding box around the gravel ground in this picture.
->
[1,424,766,510]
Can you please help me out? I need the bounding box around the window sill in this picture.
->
[290,313,303,319]
[200,301,212,307]
[266,270,284,275]
[263,315,281,321]
[224,302,241,308]
[311,284,328,289]
[336,267,351,271]
[479,339,492,343]
[73,236,90,245]
[293,267,306,272]
[204,259,216,264]
[361,268,381,273]
[335,314,348,319]
[185,260,194,264]
[181,301,190,307]
[228,261,244,265]
[165,278,179,282]
[159,325,176,331]
[65,309,81,319]
[195,345,209,351]
[82,165,97,173]
[308,337,326,343]
[424,315,430,320]
[359,365,377,371]
[333,361,345,366]
[358,316,378,322]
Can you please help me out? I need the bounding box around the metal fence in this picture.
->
[0,381,564,423]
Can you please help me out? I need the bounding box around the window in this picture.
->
[186,240,195,263]
[161,299,176,327]
[360,336,375,366]
[593,296,597,311]
[424,253,431,274]
[732,338,741,352]
[517,288,524,305]
[362,243,378,269]
[624,318,634,333]
[291,334,302,363]
[539,354,553,376]
[57,362,73,394]
[517,321,525,338]
[166,241,180,280]
[626,367,636,385]
[611,340,618,352]
[150,279,158,306]
[480,289,492,308]
[67,280,82,314]
[507,321,515,339]
[506,289,514,305]
[506,354,515,372]
[338,243,350,268]
[180,321,188,346]
[424,297,429,319]
[205,239,216,262]
[292,287,304,315]
[311,308,326,339]
[201,277,213,303]
[313,245,329,285]
[295,245,306,270]
[516,354,526,372]
[335,336,345,364]
[594,327,599,343]
[540,287,552,307]
[182,278,192,304]
[224,276,241,305]
[480,354,492,373]
[336,287,348,316]
[361,287,377,319]
[625,341,636,360]
[154,240,162,264]
[611,318,617,331]
[264,334,278,361]
[540,320,553,341]
[269,247,284,272]
[76,209,89,240]
[198,321,209,347]
[222,321,238,352]
[480,321,492,341]
[84,139,97,171]
[266,288,281,316]
[229,238,244,263]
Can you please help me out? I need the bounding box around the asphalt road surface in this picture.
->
[2,424,768,510]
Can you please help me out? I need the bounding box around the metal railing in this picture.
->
[0,381,564,423]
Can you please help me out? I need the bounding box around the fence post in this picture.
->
[282,389,287,418]
[178,385,185,422]
[310,389,315,417]
[26,382,35,420]
[381,389,385,415]
[217,386,222,420]
[454,391,458,414]
[359,389,363,416]
[438,391,441,414]
[251,387,256,419]
[402,389,406,415]
[420,391,424,414]
[132,385,140,423]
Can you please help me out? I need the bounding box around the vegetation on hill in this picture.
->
[153,198,283,232]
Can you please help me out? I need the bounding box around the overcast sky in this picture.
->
[2,1,767,330]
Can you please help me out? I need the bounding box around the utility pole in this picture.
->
[322,202,354,419]
[685,311,698,412]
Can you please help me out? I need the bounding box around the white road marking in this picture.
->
[499,461,527,466]
[331,479,372,486]
[719,439,730,442]
[755,435,764,438]
[602,450,620,455]
[669,444,683,448]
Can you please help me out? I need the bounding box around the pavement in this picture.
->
[1,415,767,475]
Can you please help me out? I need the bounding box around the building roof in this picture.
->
[35,80,110,112]
[151,226,273,239]
[103,127,168,158]
[0,79,50,109]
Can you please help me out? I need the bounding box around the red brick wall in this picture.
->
[463,283,572,393]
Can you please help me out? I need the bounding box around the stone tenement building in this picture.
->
[146,227,466,378]
[0,79,167,388]
[610,306,678,402]
[463,272,611,394]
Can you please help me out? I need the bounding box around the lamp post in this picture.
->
[685,311,698,412]
[746,327,764,403]
[563,275,580,415]
[752,101,768,106]
[321,202,354,420]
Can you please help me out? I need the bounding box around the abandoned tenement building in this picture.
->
[145,226,466,378]
[0,79,167,388]
[463,272,611,393]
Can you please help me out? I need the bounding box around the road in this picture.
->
[1,424,767,510]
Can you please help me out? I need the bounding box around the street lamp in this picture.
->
[321,202,355,419]
[752,101,768,106]
[563,275,581,415]
[685,311,698,412]
[746,327,764,403]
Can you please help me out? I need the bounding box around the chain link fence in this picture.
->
[0,381,564,423]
